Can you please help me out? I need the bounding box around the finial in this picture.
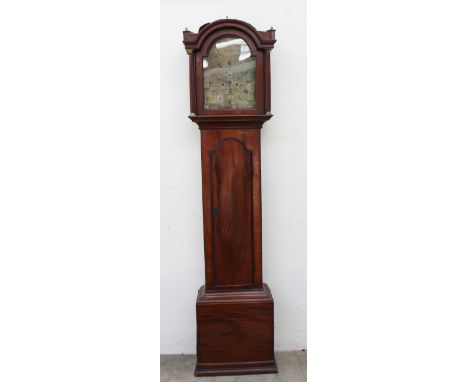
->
[270,26,274,30]
[226,16,229,19]
[184,27,188,31]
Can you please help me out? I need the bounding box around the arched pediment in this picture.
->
[183,19,276,53]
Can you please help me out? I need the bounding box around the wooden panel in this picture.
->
[200,129,263,290]
[197,301,274,363]
[196,284,276,373]
[210,138,253,287]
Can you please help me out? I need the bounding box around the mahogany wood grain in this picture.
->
[201,129,262,291]
[211,137,253,287]
[195,283,277,376]
[183,19,277,377]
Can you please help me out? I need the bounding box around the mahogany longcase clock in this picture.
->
[183,19,277,377]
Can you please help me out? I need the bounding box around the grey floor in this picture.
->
[161,351,306,382]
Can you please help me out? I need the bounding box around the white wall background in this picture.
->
[161,0,307,354]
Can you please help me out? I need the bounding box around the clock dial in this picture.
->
[203,37,256,109]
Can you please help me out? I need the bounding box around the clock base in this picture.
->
[194,283,277,377]
[194,362,278,377]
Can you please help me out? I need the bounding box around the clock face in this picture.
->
[203,37,256,109]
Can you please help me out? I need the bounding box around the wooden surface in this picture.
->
[195,284,277,376]
[211,137,253,287]
[183,19,277,377]
[201,129,262,291]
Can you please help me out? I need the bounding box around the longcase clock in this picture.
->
[183,19,277,377]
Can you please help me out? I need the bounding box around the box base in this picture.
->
[195,283,277,377]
